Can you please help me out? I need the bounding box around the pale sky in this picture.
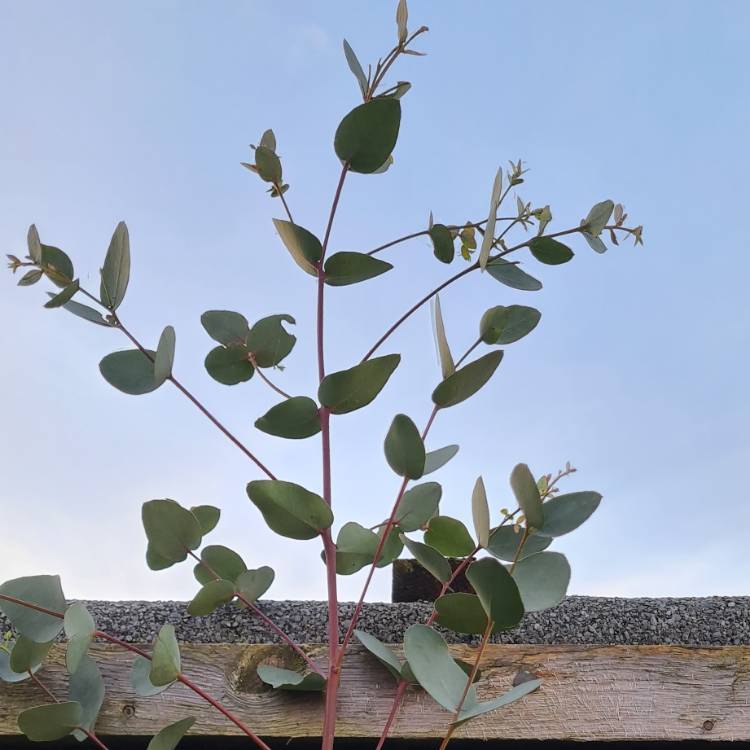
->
[1,1,749,603]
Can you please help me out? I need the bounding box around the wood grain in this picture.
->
[1,643,747,740]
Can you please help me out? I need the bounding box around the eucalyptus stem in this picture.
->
[249,354,292,400]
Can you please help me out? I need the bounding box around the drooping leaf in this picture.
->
[100,349,159,395]
[354,630,402,680]
[537,491,602,537]
[154,325,176,386]
[1,639,47,683]
[318,354,400,414]
[434,592,491,635]
[142,499,203,570]
[44,279,79,308]
[187,579,236,616]
[486,258,542,291]
[323,251,392,286]
[431,294,454,379]
[479,167,503,270]
[100,221,130,309]
[150,624,181,687]
[456,678,541,723]
[432,351,503,408]
[400,535,451,583]
[146,717,196,750]
[69,656,104,737]
[583,232,608,254]
[529,236,574,265]
[254,146,282,183]
[396,482,441,532]
[256,665,326,692]
[200,310,250,346]
[131,655,170,697]
[235,566,275,604]
[403,625,476,713]
[41,243,74,287]
[18,269,43,286]
[190,505,220,536]
[255,396,321,439]
[471,477,490,548]
[384,413,425,479]
[204,345,254,385]
[583,199,614,236]
[334,98,401,174]
[9,636,52,675]
[343,39,368,97]
[272,219,322,275]
[423,445,459,475]
[247,314,296,367]
[18,702,82,742]
[512,551,570,611]
[193,545,247,586]
[259,129,276,151]
[46,295,111,326]
[246,480,333,540]
[486,526,551,562]
[429,224,455,264]
[0,575,66,642]
[424,516,475,557]
[465,558,524,630]
[510,463,544,530]
[64,602,95,674]
[480,305,541,345]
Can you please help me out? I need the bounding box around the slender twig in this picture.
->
[454,338,481,369]
[249,354,292,400]
[274,183,294,224]
[367,26,429,99]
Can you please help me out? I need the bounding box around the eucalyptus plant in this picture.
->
[1,2,643,748]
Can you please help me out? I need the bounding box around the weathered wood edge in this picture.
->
[2,643,747,741]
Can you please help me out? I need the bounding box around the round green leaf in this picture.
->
[354,630,402,680]
[510,463,544,530]
[486,526,551,562]
[0,642,42,683]
[529,236,574,265]
[403,624,477,713]
[376,524,403,568]
[18,702,82,742]
[257,665,326,692]
[193,545,247,586]
[142,499,203,570]
[41,243,74,287]
[423,445,459,475]
[246,480,333,540]
[190,505,220,536]
[583,199,614,236]
[132,655,170,697]
[334,98,401,174]
[255,396,321,439]
[0,574,66,642]
[200,310,250,346]
[486,258,542,291]
[400,534,451,583]
[247,314,296,367]
[204,345,254,385]
[69,656,104,736]
[384,413,425,479]
[9,636,52,675]
[396,482,441,532]
[236,566,275,603]
[154,325,176,386]
[480,305,541,345]
[100,221,130,309]
[150,624,181,687]
[424,516,475,557]
[255,145,282,183]
[429,224,455,264]
[537,491,602,537]
[187,579,236,616]
[434,592,492,635]
[100,349,159,395]
[583,231,608,253]
[272,219,322,275]
[318,354,401,414]
[512,551,570,611]
[334,522,380,575]
[431,350,503,408]
[147,717,196,750]
[64,602,95,674]
[324,251,393,286]
[465,558,524,630]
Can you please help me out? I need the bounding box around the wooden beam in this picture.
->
[0,643,745,741]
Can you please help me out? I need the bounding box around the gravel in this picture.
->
[4,597,748,646]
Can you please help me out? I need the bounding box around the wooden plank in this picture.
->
[1,643,746,741]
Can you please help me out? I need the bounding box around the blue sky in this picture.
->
[1,1,748,602]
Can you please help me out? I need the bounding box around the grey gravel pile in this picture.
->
[4,597,748,646]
